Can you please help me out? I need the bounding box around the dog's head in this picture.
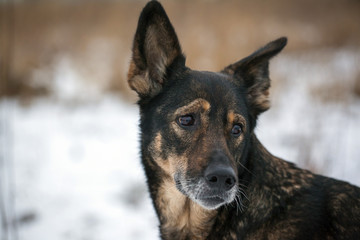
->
[128,1,286,210]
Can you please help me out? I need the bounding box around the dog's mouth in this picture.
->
[200,195,227,207]
[195,192,236,210]
[174,174,237,210]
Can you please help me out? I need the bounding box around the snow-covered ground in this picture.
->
[3,97,159,240]
[1,48,360,240]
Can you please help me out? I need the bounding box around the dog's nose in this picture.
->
[205,165,236,191]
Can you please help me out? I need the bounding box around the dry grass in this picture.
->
[0,0,360,101]
[311,80,356,104]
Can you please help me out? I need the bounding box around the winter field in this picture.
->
[0,48,359,240]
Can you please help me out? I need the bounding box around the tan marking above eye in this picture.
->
[174,98,211,117]
[228,110,235,124]
[227,110,246,132]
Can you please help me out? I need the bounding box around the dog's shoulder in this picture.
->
[277,160,360,239]
[319,176,360,238]
[235,153,360,239]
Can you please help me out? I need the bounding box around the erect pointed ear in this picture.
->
[127,1,185,99]
[222,37,287,119]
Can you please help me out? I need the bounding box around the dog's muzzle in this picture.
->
[175,151,238,210]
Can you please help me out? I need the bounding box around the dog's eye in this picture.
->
[178,115,195,127]
[231,124,243,136]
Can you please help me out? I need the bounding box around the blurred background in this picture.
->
[0,0,359,239]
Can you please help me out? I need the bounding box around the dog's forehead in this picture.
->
[182,70,245,110]
[156,70,248,118]
[190,70,231,85]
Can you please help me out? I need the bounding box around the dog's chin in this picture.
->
[193,196,231,210]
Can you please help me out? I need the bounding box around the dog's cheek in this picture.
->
[169,122,196,148]
[227,135,246,165]
[148,132,170,172]
[148,131,190,178]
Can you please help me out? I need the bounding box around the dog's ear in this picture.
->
[128,1,185,99]
[222,37,287,118]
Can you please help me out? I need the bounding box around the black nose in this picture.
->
[205,165,236,191]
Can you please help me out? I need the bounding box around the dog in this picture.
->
[127,1,360,239]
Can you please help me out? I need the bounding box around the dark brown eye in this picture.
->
[178,115,195,127]
[231,124,242,136]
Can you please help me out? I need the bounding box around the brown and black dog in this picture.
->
[127,1,360,239]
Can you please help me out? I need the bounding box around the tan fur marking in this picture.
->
[170,121,185,137]
[128,74,150,95]
[201,100,211,112]
[158,180,187,227]
[228,110,235,124]
[127,61,137,81]
[148,132,170,173]
[228,110,246,127]
[153,132,163,154]
[158,179,217,239]
[174,98,211,117]
[149,132,189,179]
[228,110,247,142]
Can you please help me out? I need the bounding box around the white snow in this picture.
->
[1,48,359,239]
[6,98,159,240]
